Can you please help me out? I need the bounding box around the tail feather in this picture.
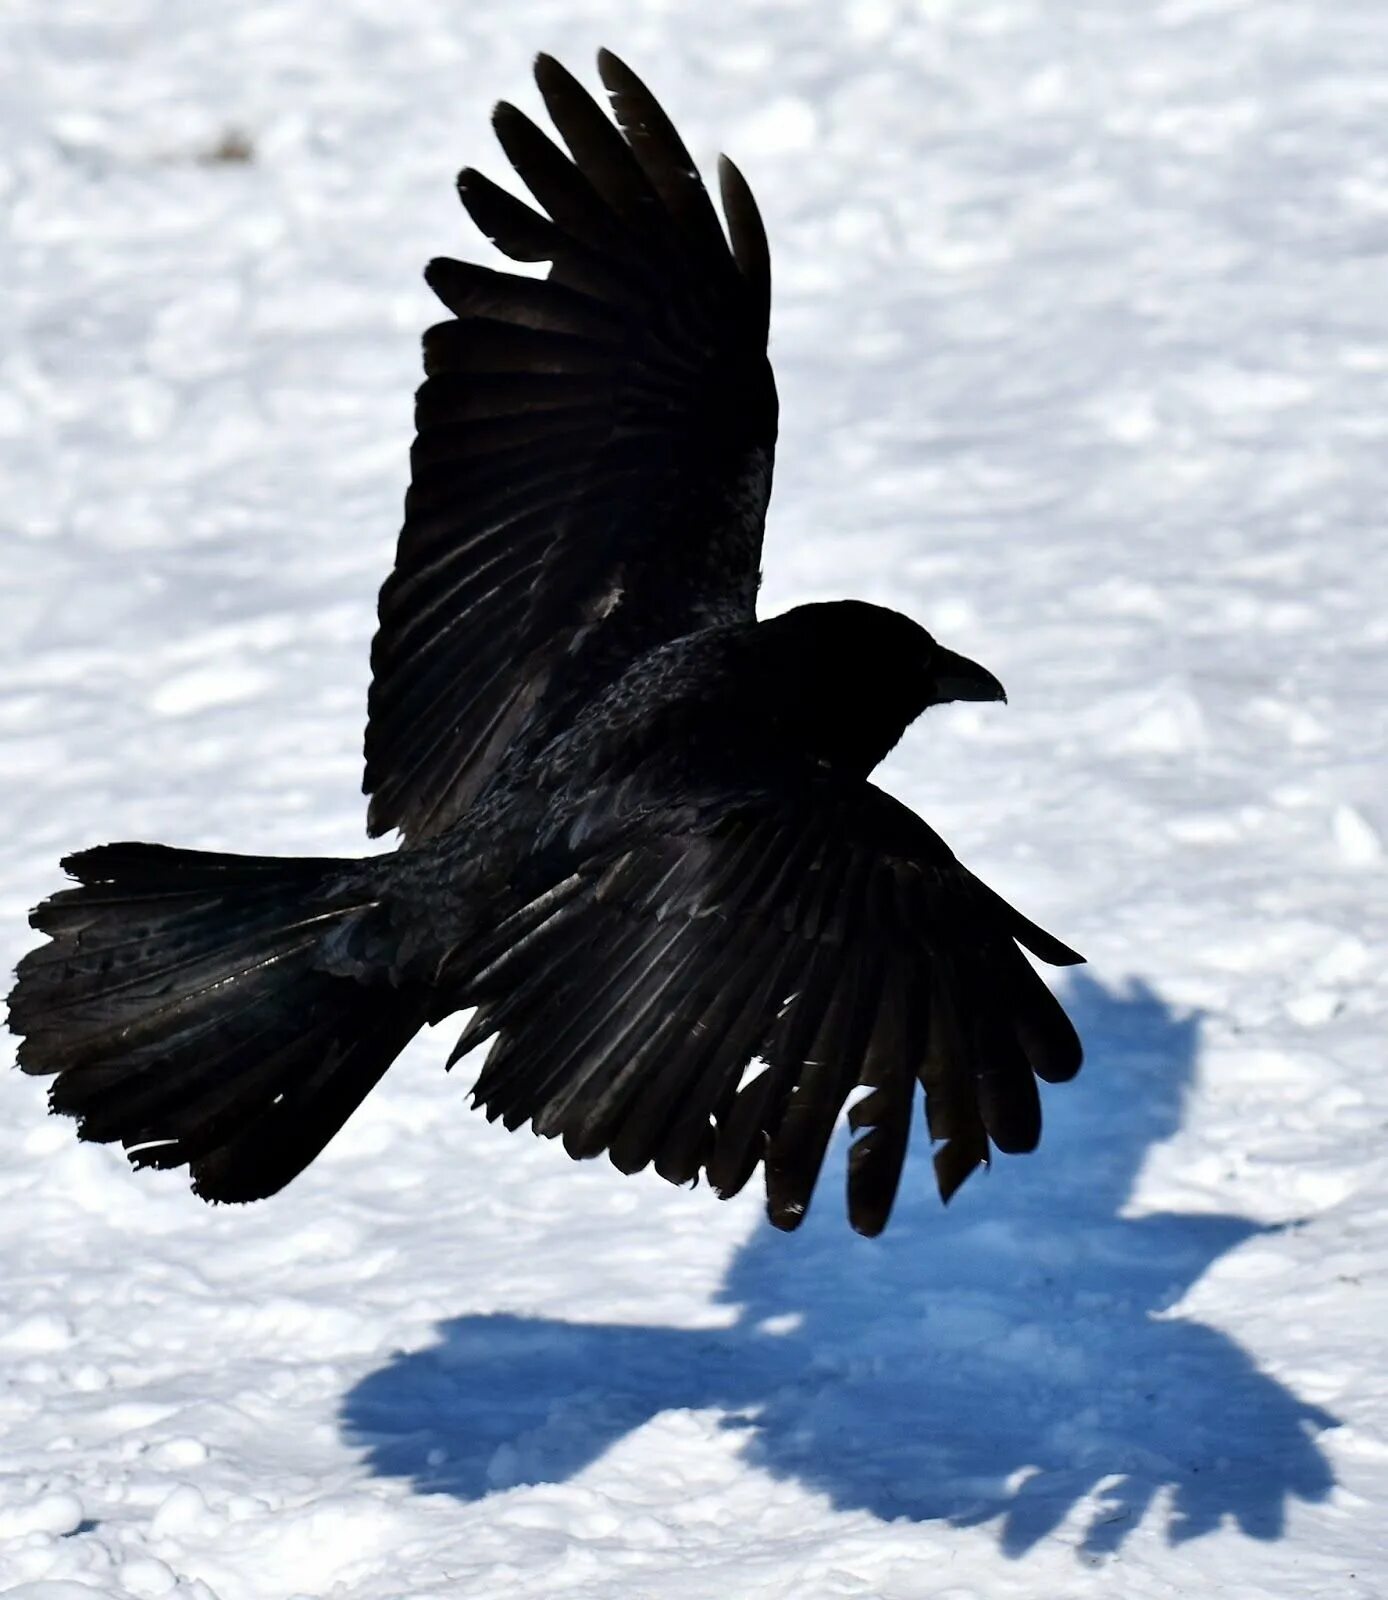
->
[9,843,426,1203]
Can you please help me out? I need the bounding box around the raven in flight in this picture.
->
[9,52,1083,1236]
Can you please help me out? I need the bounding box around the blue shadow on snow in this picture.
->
[342,974,1336,1554]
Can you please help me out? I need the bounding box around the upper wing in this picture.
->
[445,786,1083,1236]
[365,51,779,842]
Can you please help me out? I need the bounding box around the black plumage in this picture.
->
[8,52,1083,1236]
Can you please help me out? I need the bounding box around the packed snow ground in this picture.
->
[2,1,1386,1596]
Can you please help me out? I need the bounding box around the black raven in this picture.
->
[8,52,1083,1236]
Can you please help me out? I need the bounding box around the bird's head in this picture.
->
[754,598,1006,777]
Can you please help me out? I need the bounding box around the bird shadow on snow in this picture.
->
[341,974,1336,1556]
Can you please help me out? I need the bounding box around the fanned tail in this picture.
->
[8,843,426,1202]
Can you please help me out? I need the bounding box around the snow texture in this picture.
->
[2,1,1385,1596]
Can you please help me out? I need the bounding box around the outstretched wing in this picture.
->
[365,51,779,842]
[446,786,1083,1236]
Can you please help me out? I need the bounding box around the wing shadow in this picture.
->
[342,974,1335,1553]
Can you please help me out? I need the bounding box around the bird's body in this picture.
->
[8,52,1084,1236]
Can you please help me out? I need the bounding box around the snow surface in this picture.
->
[2,1,1386,1596]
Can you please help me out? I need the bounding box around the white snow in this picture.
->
[2,1,1386,1597]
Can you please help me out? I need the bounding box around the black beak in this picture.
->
[932,646,1007,705]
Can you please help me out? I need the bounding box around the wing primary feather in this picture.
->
[596,50,728,259]
[491,102,627,252]
[455,168,560,261]
[842,949,920,1234]
[919,955,990,1203]
[962,869,1085,966]
[846,1076,913,1238]
[765,944,886,1229]
[707,1063,783,1200]
[1003,949,1083,1083]
[704,921,829,1199]
[534,53,660,222]
[717,154,770,340]
[424,258,618,336]
[762,945,863,1230]
[967,947,1044,1154]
